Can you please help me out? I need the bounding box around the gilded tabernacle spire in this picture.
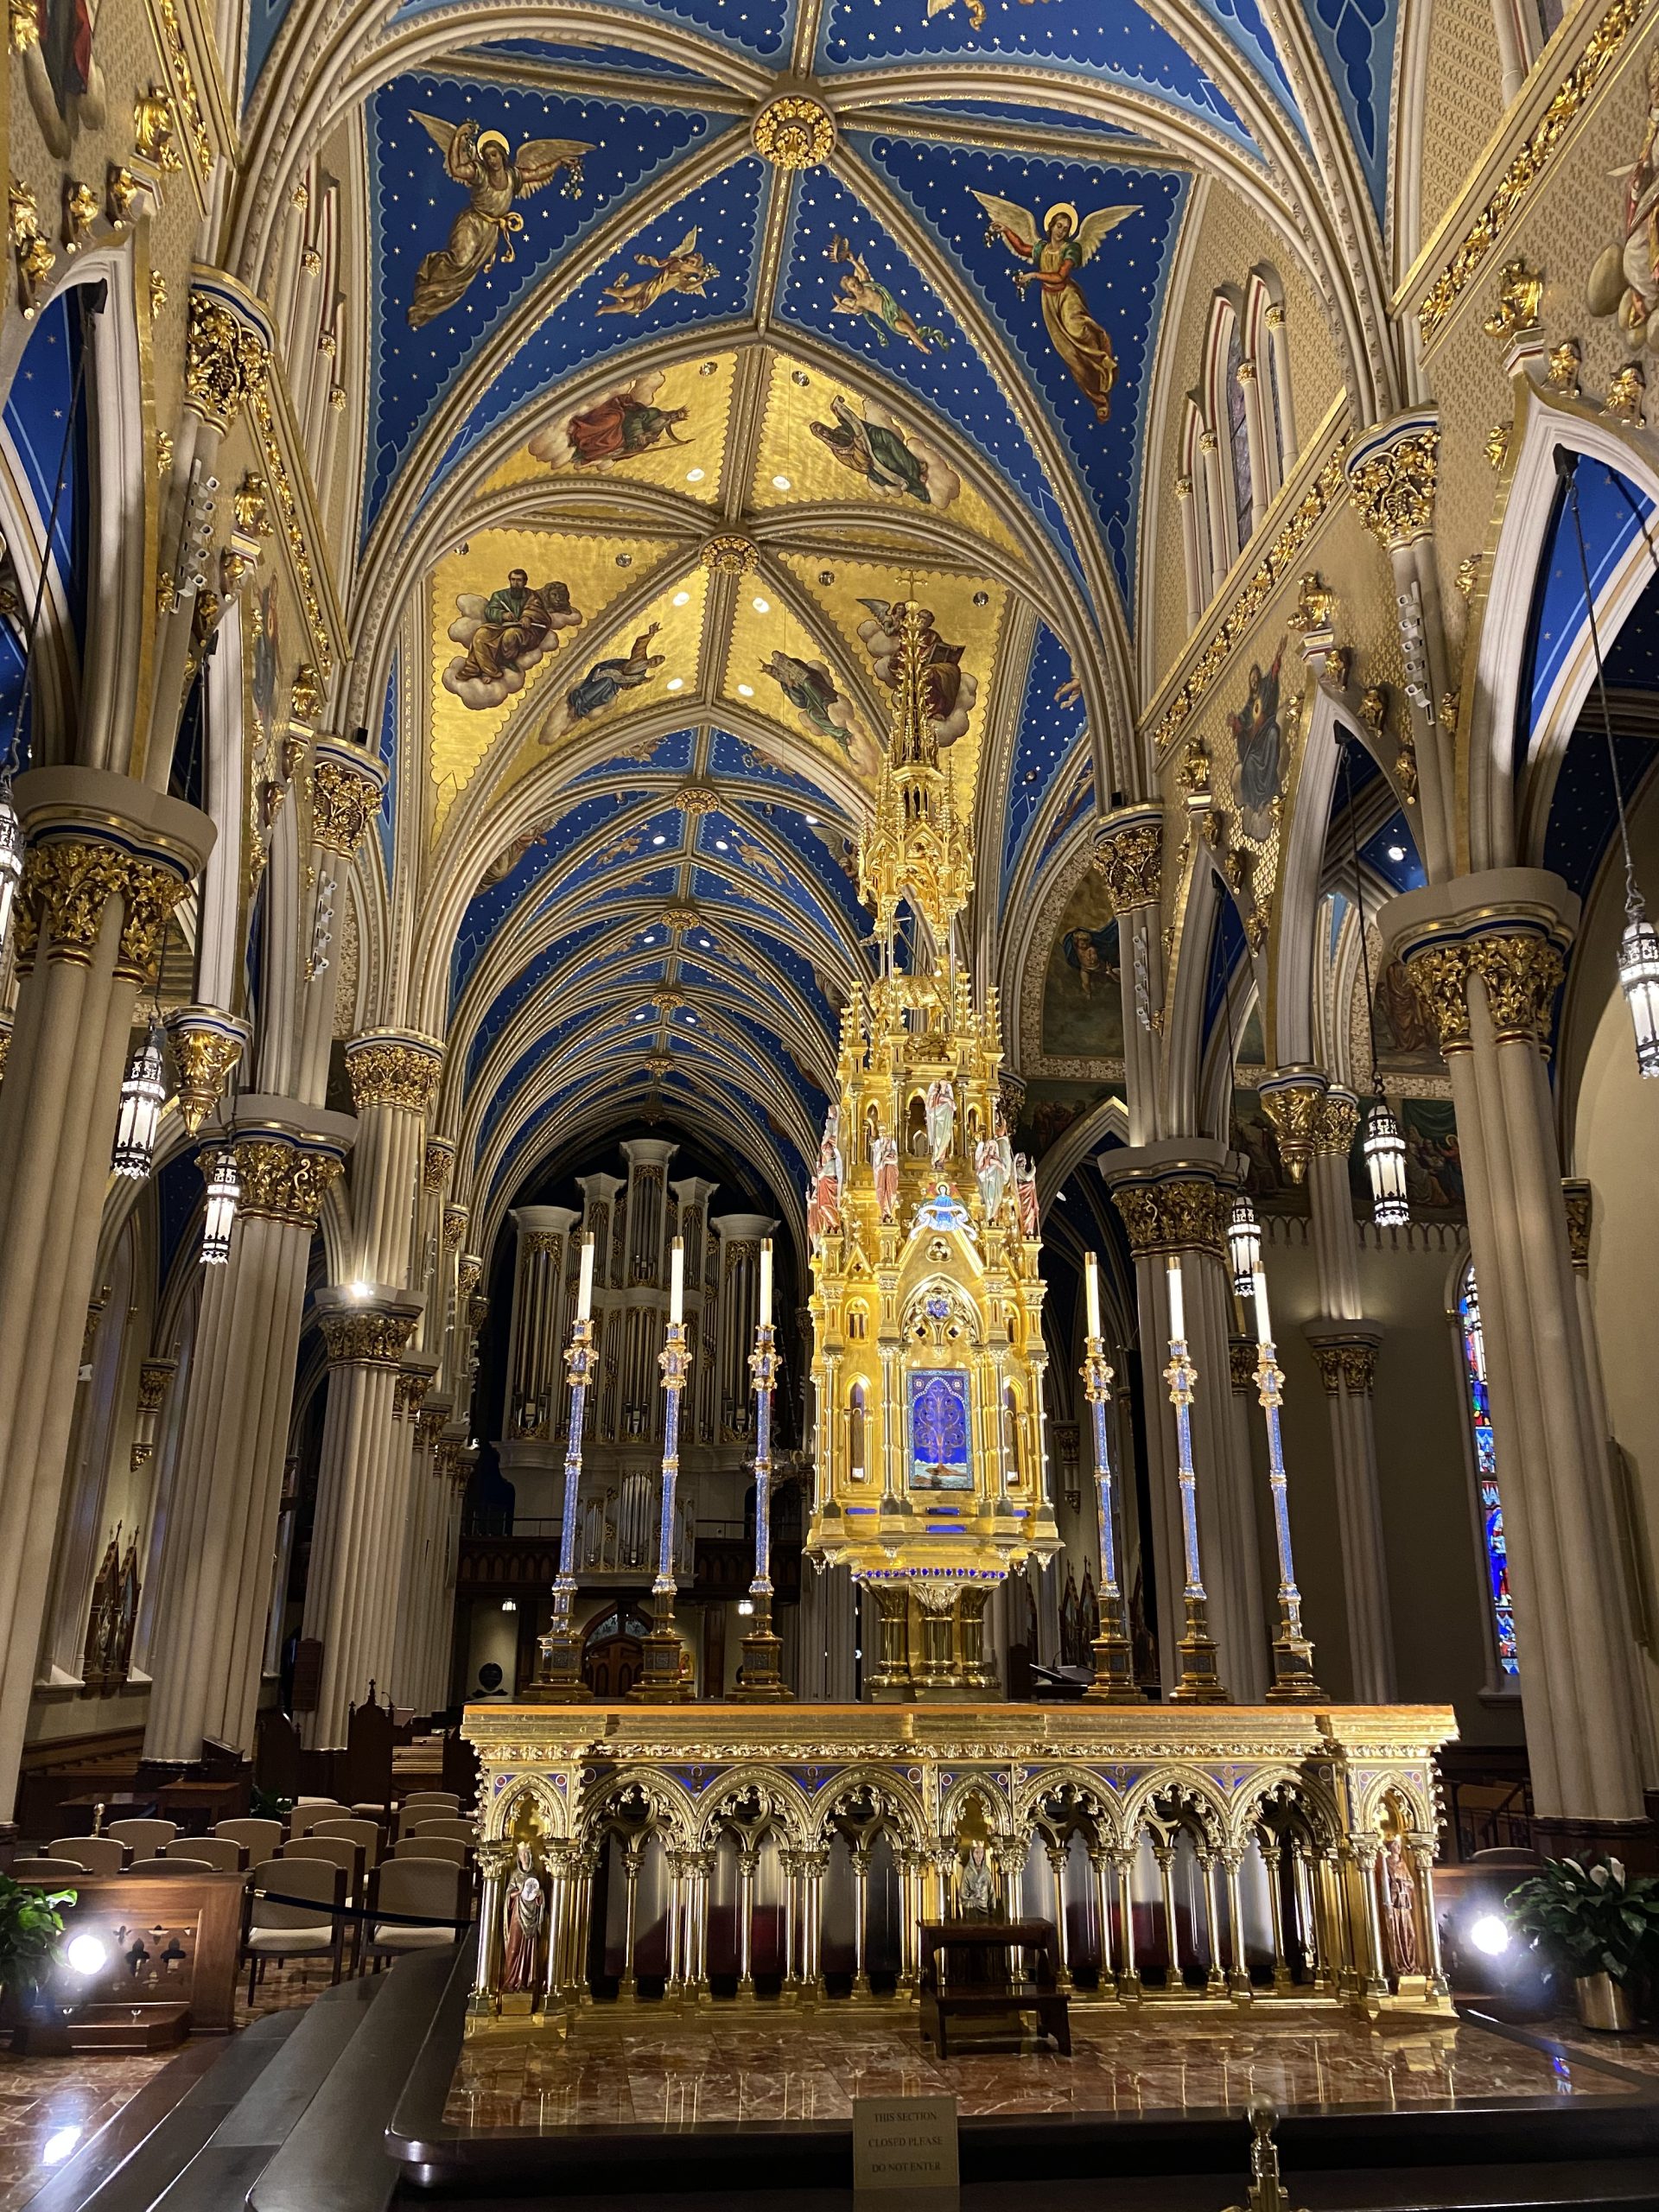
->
[804,596,1058,1701]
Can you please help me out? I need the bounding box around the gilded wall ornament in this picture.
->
[1314,1088,1361,1155]
[165,1008,245,1135]
[319,1306,420,1368]
[133,88,182,174]
[700,535,756,575]
[1110,1178,1230,1256]
[1311,1340,1380,1394]
[9,180,55,316]
[423,1139,455,1192]
[1545,340,1582,393]
[235,474,274,539]
[1481,259,1544,341]
[155,0,214,177]
[1561,1178,1592,1271]
[63,181,97,251]
[232,1137,345,1225]
[106,167,137,224]
[444,1207,469,1254]
[1605,362,1646,422]
[1290,571,1336,632]
[346,1033,443,1113]
[1258,1073,1326,1183]
[1346,428,1439,550]
[311,759,381,853]
[751,94,836,170]
[1484,423,1510,468]
[183,289,268,433]
[1455,556,1481,600]
[8,0,35,49]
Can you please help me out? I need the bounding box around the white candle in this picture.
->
[759,1237,772,1326]
[1166,1255,1185,1344]
[576,1234,594,1320]
[1252,1266,1273,1347]
[1084,1250,1102,1341]
[670,1236,683,1323]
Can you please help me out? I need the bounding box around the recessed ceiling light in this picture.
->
[752,595,770,614]
[804,812,819,824]
[672,590,690,607]
[698,937,711,947]
[665,677,684,692]
[737,682,754,697]
[643,933,657,944]
[686,1013,698,1024]
[686,467,705,483]
[1387,843,1406,861]
[652,835,666,847]
[772,474,791,491]
[715,839,730,852]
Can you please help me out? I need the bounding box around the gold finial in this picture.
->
[855,599,974,950]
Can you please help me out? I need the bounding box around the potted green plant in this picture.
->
[0,1874,75,2045]
[1507,1856,1659,2031]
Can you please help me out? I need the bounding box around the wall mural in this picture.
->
[1372,956,1440,1075]
[1040,878,1122,1059]
[972,194,1138,423]
[1587,48,1659,351]
[1346,1097,1465,1214]
[598,226,721,315]
[526,371,693,469]
[808,393,960,507]
[442,569,585,709]
[408,115,591,327]
[1230,643,1287,840]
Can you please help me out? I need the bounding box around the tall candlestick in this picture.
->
[732,1302,790,1702]
[1163,1270,1227,1704]
[1252,1266,1272,1346]
[1253,1310,1324,1700]
[759,1237,772,1326]
[1080,1314,1139,1703]
[670,1236,683,1323]
[576,1233,594,1320]
[1085,1250,1102,1339]
[628,1309,693,1703]
[1166,1255,1185,1343]
[534,1301,596,1702]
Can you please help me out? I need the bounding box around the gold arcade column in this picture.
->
[0,771,213,1809]
[1384,872,1649,1833]
[301,1029,442,1743]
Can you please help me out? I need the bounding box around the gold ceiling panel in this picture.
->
[749,353,1019,557]
[429,527,684,837]
[776,550,1009,810]
[721,583,884,783]
[485,353,738,505]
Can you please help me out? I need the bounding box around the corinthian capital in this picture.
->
[1110,1174,1230,1257]
[346,1029,443,1113]
[1346,412,1439,551]
[311,735,386,856]
[1091,804,1163,912]
[316,1287,422,1368]
[1258,1067,1328,1184]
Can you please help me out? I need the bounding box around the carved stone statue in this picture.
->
[1014,1152,1039,1240]
[958,1839,997,1918]
[874,1132,900,1222]
[1382,1835,1419,1978]
[925,1078,956,1166]
[974,1135,1009,1222]
[500,1842,545,1993]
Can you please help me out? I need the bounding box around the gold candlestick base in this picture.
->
[531,1624,593,1704]
[1171,1598,1230,1703]
[1084,1593,1142,1703]
[728,1598,792,1702]
[627,1592,694,1703]
[1266,1624,1324,1701]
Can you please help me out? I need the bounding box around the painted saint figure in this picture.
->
[408,115,590,327]
[810,393,933,503]
[1014,1153,1039,1241]
[825,234,949,353]
[598,229,718,316]
[564,623,665,721]
[972,193,1137,423]
[925,1078,956,1166]
[957,1840,997,1917]
[1230,649,1284,838]
[455,572,572,685]
[499,1842,544,1993]
[975,1135,1009,1223]
[874,1132,900,1224]
[1382,1836,1420,1979]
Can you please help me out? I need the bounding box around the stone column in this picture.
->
[1092,808,1166,1145]
[391,1357,442,1711]
[1101,1145,1267,1700]
[1384,871,1648,1828]
[1302,1084,1395,1701]
[143,1103,355,1763]
[0,770,212,1806]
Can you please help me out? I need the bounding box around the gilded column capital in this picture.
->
[423,1137,456,1193]
[1313,1086,1361,1155]
[1228,1338,1256,1393]
[164,1006,249,1135]
[311,736,386,856]
[1109,1173,1231,1258]
[1466,930,1567,1045]
[316,1290,422,1368]
[1259,1067,1328,1183]
[1561,1177,1592,1272]
[1381,870,1578,1058]
[14,838,197,985]
[232,1133,346,1225]
[346,1029,443,1113]
[444,1205,470,1254]
[183,285,269,434]
[1303,1320,1384,1395]
[1345,412,1439,550]
[1091,804,1163,911]
[137,1358,176,1413]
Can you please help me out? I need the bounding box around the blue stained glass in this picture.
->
[909,1369,971,1490]
[1459,1267,1516,1677]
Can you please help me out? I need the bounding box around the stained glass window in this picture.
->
[1458,1263,1517,1676]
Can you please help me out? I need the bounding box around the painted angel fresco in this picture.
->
[564,624,666,721]
[598,231,718,317]
[526,370,691,470]
[1588,49,1659,348]
[856,600,976,747]
[408,115,591,328]
[1230,646,1285,840]
[824,236,949,354]
[808,393,960,509]
[758,650,857,746]
[442,569,583,709]
[971,194,1137,423]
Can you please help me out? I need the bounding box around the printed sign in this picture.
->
[852,2094,960,2191]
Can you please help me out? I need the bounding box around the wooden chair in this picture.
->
[313,1816,383,1870]
[12,1857,86,1881]
[216,1817,283,1862]
[49,1834,127,1875]
[107,1817,175,1857]
[392,1835,469,1866]
[287,1802,346,1838]
[243,1856,346,2002]
[282,1832,365,1901]
[128,1855,217,1876]
[410,1818,477,1846]
[179,1835,248,1872]
[361,1857,469,1972]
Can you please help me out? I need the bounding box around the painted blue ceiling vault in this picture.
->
[239,0,1413,1233]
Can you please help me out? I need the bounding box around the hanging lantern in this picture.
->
[111,1023,166,1179]
[1363,1101,1408,1228]
[1618,910,1659,1078]
[0,783,21,958]
[200,1147,238,1265]
[1227,1195,1262,1300]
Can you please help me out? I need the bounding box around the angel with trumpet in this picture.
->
[971,192,1137,423]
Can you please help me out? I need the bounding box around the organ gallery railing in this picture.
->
[462,1703,1456,2013]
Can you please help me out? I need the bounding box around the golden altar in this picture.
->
[462,1700,1457,2016]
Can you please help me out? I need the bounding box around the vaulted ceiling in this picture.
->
[238,0,1402,1246]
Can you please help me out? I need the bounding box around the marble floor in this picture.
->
[443,2001,1642,2137]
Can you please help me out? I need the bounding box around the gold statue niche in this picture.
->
[804,601,1060,1699]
